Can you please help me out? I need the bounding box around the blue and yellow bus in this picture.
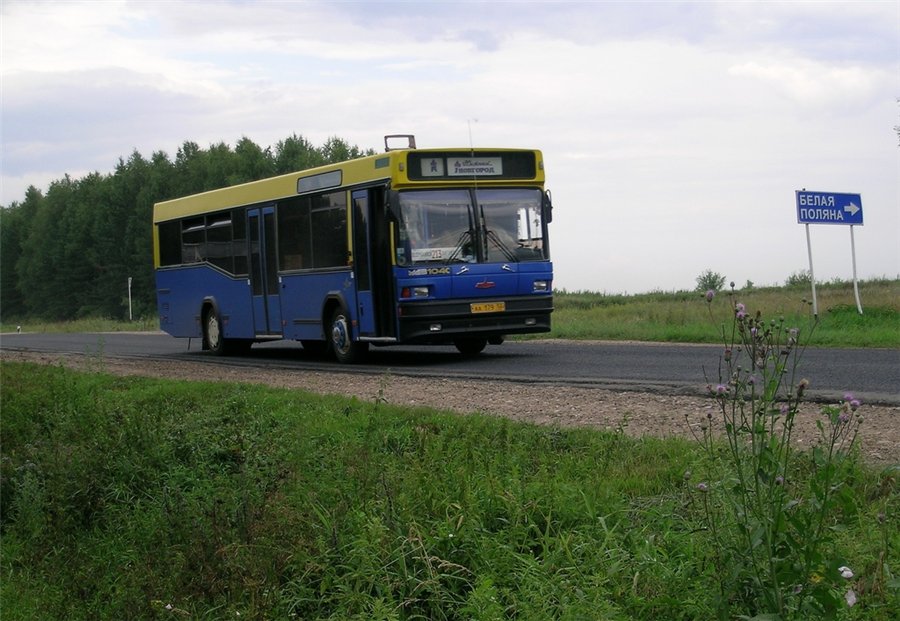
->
[153,136,553,362]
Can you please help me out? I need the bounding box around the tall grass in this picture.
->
[2,362,896,620]
[550,278,900,347]
[0,316,159,334]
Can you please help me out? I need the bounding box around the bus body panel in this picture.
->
[278,269,355,341]
[156,266,254,340]
[394,261,553,344]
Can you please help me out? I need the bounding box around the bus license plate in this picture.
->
[470,301,506,314]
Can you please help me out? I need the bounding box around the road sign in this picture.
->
[796,190,863,225]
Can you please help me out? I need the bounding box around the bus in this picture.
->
[152,135,554,363]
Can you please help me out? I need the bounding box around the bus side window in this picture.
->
[158,221,182,266]
[182,217,206,263]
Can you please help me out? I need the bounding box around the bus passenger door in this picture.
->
[248,206,282,336]
[352,188,395,337]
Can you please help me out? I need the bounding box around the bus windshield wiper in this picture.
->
[447,229,474,263]
[485,229,517,262]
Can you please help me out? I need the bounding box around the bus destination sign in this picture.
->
[449,157,503,177]
[420,157,503,178]
[796,190,863,225]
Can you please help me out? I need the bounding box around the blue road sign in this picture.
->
[796,190,863,225]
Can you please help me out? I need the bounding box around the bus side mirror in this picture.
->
[385,188,400,219]
[543,190,553,223]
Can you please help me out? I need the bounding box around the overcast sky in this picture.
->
[2,0,897,294]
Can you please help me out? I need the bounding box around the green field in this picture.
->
[549,278,900,348]
[1,363,897,620]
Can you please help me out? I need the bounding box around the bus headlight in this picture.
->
[401,286,430,298]
[533,280,550,292]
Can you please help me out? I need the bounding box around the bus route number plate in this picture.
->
[470,301,505,314]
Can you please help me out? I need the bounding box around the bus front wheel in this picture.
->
[454,338,487,356]
[329,308,368,364]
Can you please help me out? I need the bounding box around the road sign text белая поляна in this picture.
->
[796,191,863,225]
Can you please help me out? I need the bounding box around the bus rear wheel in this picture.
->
[454,338,487,356]
[329,308,368,364]
[204,308,227,355]
[204,307,249,356]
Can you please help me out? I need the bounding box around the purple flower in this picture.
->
[736,310,747,320]
[780,403,790,415]
[735,302,746,313]
[838,412,851,424]
[775,475,784,486]
[843,392,855,402]
[850,399,861,411]
[839,566,854,579]
[705,289,715,302]
[696,482,708,492]
[845,589,857,607]
[715,384,728,395]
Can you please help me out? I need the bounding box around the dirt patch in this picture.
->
[3,349,898,467]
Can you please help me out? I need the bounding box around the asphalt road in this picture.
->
[2,332,898,404]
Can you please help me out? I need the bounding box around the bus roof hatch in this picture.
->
[384,134,416,151]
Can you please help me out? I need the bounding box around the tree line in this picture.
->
[0,135,374,321]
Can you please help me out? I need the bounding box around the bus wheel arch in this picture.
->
[202,299,250,356]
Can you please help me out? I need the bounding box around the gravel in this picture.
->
[3,349,897,467]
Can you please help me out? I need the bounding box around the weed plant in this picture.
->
[686,286,898,619]
[1,362,897,620]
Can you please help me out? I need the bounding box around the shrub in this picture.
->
[696,269,727,293]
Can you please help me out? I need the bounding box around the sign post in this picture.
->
[795,190,864,316]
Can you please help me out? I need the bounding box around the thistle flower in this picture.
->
[705,289,715,302]
[696,482,708,492]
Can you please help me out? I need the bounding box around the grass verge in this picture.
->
[549,278,900,347]
[2,362,897,620]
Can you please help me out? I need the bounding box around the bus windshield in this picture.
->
[397,188,545,265]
